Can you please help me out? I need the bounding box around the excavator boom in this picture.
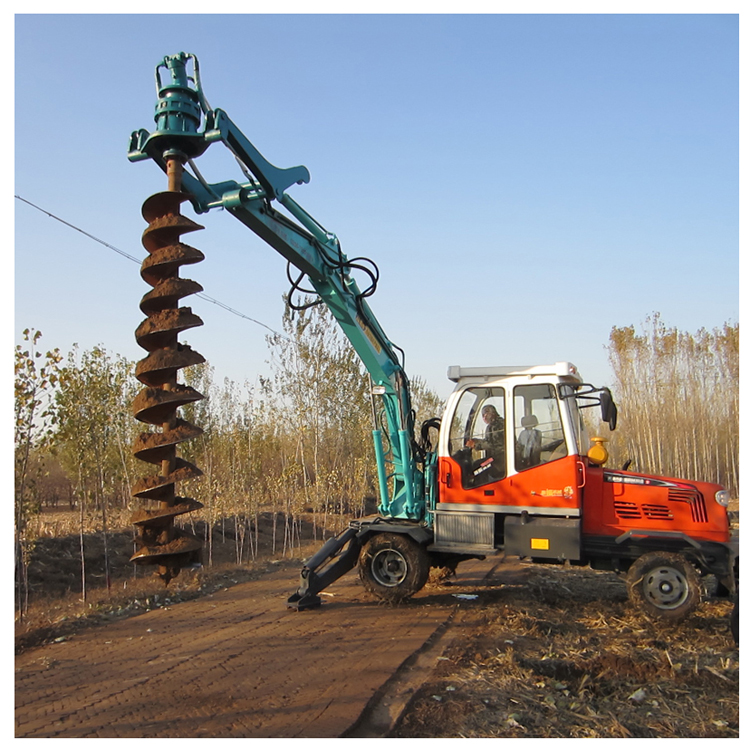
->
[129,52,428,528]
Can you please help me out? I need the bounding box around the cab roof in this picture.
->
[446,362,584,384]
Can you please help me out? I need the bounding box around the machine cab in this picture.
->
[434,363,608,552]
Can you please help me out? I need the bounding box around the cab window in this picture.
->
[448,387,506,488]
[513,384,567,471]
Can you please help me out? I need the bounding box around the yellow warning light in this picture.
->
[588,436,609,466]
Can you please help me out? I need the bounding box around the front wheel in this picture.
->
[359,533,430,604]
[626,551,701,622]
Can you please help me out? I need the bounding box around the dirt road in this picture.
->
[15,557,500,738]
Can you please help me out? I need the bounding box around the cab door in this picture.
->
[505,383,583,514]
[438,385,508,503]
[438,382,582,516]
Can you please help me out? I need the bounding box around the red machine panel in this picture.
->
[439,454,583,513]
[581,466,728,543]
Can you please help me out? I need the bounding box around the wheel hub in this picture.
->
[371,549,408,587]
[644,566,689,609]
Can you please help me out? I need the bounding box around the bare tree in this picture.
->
[607,315,738,496]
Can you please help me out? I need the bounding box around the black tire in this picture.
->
[359,533,430,604]
[715,578,732,598]
[626,551,701,622]
[730,597,739,645]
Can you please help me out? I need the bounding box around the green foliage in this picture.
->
[607,314,738,495]
[53,344,139,510]
[15,306,444,573]
[15,329,63,614]
[15,329,62,523]
[49,344,141,601]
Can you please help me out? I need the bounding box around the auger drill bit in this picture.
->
[131,156,206,584]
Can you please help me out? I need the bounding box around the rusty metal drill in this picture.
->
[130,156,206,583]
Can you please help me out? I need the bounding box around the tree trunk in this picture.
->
[79,489,87,603]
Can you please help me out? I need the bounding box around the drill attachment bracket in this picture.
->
[128,52,310,210]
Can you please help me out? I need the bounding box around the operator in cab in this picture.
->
[468,404,506,465]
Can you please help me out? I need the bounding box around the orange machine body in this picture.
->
[432,363,732,564]
[437,454,730,545]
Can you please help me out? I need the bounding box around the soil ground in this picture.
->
[15,507,739,738]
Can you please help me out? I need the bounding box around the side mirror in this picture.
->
[600,388,618,431]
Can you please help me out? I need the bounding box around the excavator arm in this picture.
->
[129,54,434,604]
[129,52,426,522]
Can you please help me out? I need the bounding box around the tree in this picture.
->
[265,298,375,545]
[53,345,139,598]
[607,315,738,496]
[14,329,62,616]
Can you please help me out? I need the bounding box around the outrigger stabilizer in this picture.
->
[287,516,436,610]
[287,525,363,611]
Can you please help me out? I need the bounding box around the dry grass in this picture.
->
[17,504,739,738]
[392,564,738,738]
[15,507,323,653]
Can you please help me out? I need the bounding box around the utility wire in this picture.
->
[16,195,141,264]
[15,194,286,339]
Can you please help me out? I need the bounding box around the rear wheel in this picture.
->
[359,533,430,604]
[626,551,701,622]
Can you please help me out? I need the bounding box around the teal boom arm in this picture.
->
[128,52,424,520]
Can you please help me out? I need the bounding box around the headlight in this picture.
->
[715,490,730,507]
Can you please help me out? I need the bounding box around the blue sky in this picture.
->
[14,12,739,399]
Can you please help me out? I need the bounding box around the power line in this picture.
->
[15,194,286,339]
[15,195,141,264]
